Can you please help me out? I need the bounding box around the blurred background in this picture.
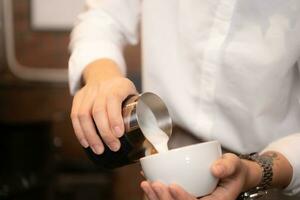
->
[0,0,143,199]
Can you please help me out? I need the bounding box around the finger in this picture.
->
[71,116,88,147]
[141,181,159,200]
[140,171,145,178]
[169,184,195,200]
[198,194,217,200]
[70,91,89,148]
[79,109,104,154]
[106,79,137,137]
[200,183,237,200]
[211,153,240,178]
[92,95,120,152]
[106,93,125,138]
[78,89,104,154]
[152,182,174,200]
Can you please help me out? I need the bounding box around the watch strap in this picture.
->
[238,153,274,199]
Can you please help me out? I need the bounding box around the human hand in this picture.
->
[70,59,137,154]
[140,153,262,200]
[141,181,198,200]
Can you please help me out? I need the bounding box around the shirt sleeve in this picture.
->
[68,0,141,95]
[261,133,300,196]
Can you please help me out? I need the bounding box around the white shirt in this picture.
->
[69,0,300,195]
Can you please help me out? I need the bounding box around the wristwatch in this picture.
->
[237,153,274,200]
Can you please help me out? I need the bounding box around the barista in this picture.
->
[69,0,300,199]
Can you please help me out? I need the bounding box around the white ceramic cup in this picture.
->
[140,140,222,197]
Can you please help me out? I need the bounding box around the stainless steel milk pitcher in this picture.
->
[85,92,172,169]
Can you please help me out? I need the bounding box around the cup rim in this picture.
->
[139,140,220,161]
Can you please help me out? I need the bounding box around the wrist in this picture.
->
[261,151,293,189]
[83,58,123,84]
[242,159,262,192]
[240,151,293,191]
[238,153,274,200]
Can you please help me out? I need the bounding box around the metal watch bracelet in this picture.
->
[237,153,274,200]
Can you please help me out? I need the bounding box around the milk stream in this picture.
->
[138,101,169,153]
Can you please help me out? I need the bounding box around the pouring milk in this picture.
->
[138,100,170,153]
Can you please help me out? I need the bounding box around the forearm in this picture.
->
[68,0,140,95]
[242,151,293,191]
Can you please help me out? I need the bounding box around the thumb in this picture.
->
[211,153,241,178]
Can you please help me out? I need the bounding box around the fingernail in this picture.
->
[91,144,104,155]
[114,126,123,137]
[79,139,89,148]
[109,141,120,152]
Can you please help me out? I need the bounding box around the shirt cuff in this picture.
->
[68,41,126,95]
[261,133,300,196]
